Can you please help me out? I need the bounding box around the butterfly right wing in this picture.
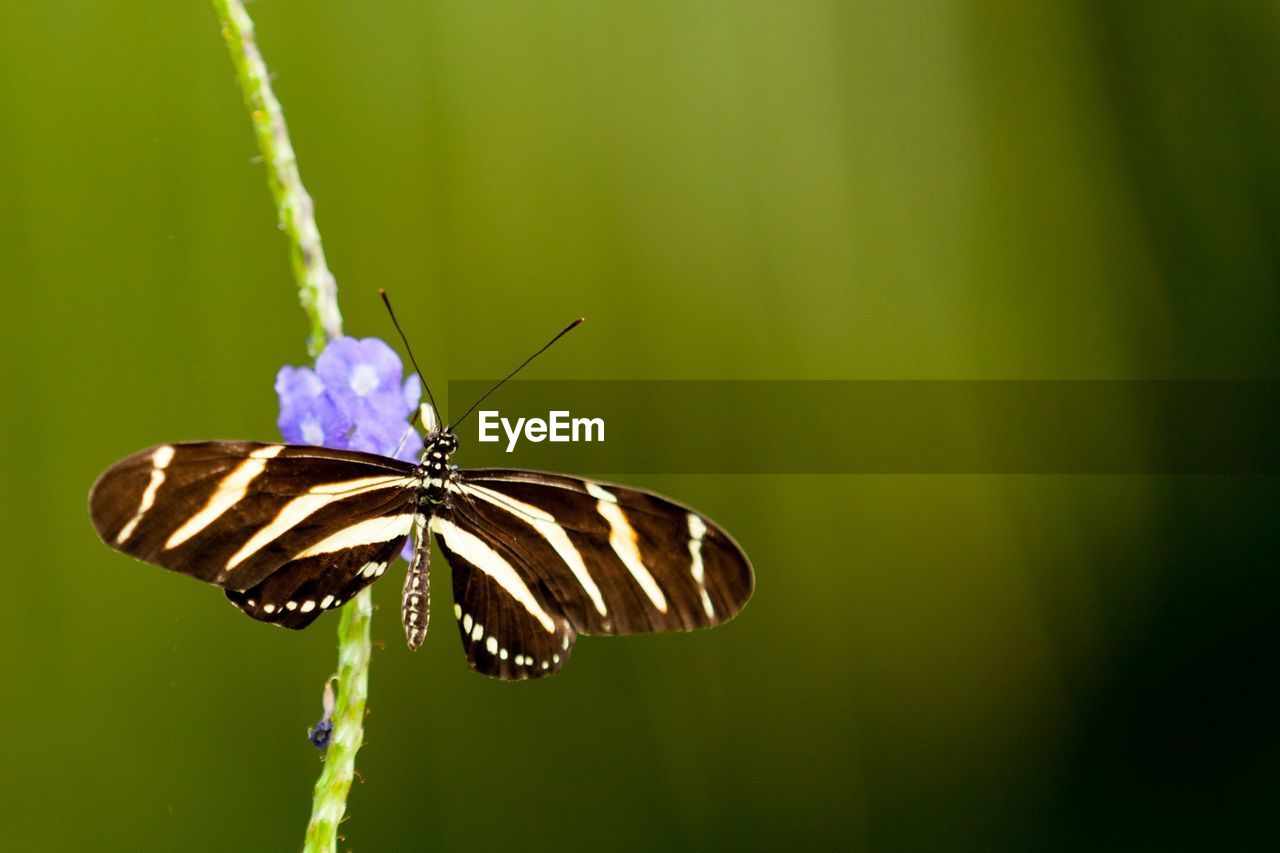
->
[89,441,421,627]
[432,469,754,680]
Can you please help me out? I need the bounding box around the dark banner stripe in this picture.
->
[447,380,1280,474]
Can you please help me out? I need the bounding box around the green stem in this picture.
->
[304,594,373,851]
[211,0,343,356]
[210,3,372,851]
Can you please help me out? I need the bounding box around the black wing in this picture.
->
[433,469,754,680]
[89,441,420,628]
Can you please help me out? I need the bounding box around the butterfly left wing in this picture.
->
[89,441,420,628]
[433,469,754,680]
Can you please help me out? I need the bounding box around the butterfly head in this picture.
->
[428,431,458,456]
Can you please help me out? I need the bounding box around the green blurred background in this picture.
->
[2,1,1277,849]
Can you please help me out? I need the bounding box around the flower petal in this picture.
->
[314,337,362,391]
[317,337,404,403]
[275,365,325,408]
[279,390,352,448]
[346,418,401,457]
[279,337,422,476]
[402,373,423,418]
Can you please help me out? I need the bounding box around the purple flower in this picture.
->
[275,366,353,449]
[316,337,416,423]
[275,336,425,562]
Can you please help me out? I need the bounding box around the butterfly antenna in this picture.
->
[379,289,442,428]
[447,317,584,433]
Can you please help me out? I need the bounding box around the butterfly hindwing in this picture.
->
[226,532,409,628]
[89,442,419,624]
[432,512,576,680]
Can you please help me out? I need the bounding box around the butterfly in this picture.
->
[88,300,754,680]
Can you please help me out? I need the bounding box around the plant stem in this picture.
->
[211,0,343,356]
[210,3,373,851]
[304,593,373,851]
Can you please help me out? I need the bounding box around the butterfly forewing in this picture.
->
[89,441,419,622]
[432,469,754,679]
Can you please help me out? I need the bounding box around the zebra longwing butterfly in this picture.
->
[88,306,753,681]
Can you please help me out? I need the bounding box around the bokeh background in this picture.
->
[2,1,1278,850]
